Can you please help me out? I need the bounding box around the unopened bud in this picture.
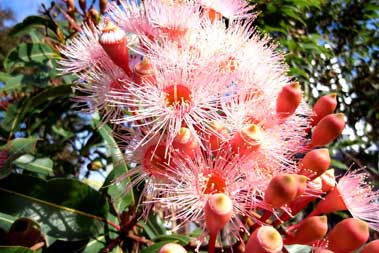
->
[310,113,345,147]
[298,148,330,179]
[133,58,156,85]
[99,21,131,76]
[231,124,262,156]
[99,0,108,14]
[311,93,337,126]
[7,218,43,247]
[360,240,379,253]
[320,169,336,192]
[205,193,233,234]
[205,121,229,153]
[246,226,283,253]
[172,127,199,158]
[327,218,369,252]
[79,0,86,12]
[276,82,302,118]
[159,243,187,253]
[284,216,328,245]
[66,0,75,12]
[264,174,298,208]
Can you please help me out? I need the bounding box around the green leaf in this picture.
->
[0,72,23,92]
[14,155,54,176]
[153,234,191,244]
[93,117,135,212]
[1,137,40,155]
[139,214,168,240]
[83,235,123,253]
[0,246,39,253]
[0,174,109,244]
[0,212,17,231]
[1,85,72,135]
[4,43,58,72]
[331,159,349,170]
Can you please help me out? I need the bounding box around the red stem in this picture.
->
[251,210,272,232]
[208,232,217,253]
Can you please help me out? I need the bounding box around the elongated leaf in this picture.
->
[4,43,58,72]
[0,72,23,92]
[93,117,135,212]
[9,16,61,39]
[2,85,72,134]
[1,137,40,155]
[0,246,40,253]
[153,234,191,244]
[0,174,109,243]
[0,212,17,231]
[14,155,54,176]
[83,235,123,253]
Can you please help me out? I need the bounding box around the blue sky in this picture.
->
[2,0,52,26]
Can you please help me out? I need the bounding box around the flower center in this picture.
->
[203,173,226,194]
[164,84,192,107]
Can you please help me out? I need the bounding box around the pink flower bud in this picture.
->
[264,174,299,208]
[327,218,369,252]
[284,216,328,245]
[99,21,131,76]
[204,193,233,235]
[246,226,283,253]
[159,243,187,253]
[133,58,156,86]
[173,127,199,158]
[231,124,262,156]
[276,82,302,118]
[311,93,337,126]
[310,113,345,147]
[204,121,229,153]
[320,169,336,192]
[298,148,330,179]
[360,240,379,253]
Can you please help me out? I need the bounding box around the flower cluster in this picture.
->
[59,0,379,252]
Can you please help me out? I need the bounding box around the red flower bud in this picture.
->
[264,174,299,208]
[246,226,283,253]
[310,113,345,147]
[172,127,199,158]
[320,169,336,192]
[204,193,233,235]
[284,216,328,245]
[311,93,337,126]
[276,82,302,118]
[327,218,369,252]
[204,121,229,153]
[298,148,330,179]
[231,124,262,156]
[360,240,379,253]
[133,58,156,85]
[99,21,132,76]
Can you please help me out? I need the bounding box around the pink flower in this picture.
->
[150,148,262,240]
[58,24,114,74]
[310,170,379,231]
[198,0,254,20]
